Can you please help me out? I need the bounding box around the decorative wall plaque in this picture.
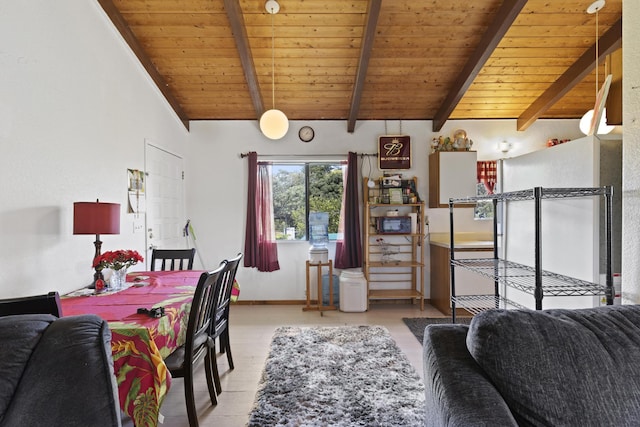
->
[378,135,411,169]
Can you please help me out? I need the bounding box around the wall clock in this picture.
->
[298,126,315,142]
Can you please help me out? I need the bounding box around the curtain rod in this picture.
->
[239,152,378,158]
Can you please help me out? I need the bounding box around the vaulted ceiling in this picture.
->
[98,0,622,132]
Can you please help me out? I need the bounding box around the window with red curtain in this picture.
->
[477,161,497,194]
[334,152,362,269]
[244,152,280,272]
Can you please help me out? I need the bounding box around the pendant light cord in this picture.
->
[270,8,276,110]
[595,7,599,99]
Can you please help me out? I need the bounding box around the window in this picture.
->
[271,162,344,241]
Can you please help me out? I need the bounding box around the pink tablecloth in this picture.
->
[61,270,204,427]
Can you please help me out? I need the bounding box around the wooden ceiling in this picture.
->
[99,0,622,132]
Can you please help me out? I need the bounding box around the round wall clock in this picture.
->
[298,126,315,142]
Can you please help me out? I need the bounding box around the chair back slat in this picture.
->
[150,248,196,271]
[0,291,62,317]
[184,265,224,362]
[211,253,242,338]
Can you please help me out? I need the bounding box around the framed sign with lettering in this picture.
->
[378,135,411,169]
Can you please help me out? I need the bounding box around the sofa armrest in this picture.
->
[423,324,517,427]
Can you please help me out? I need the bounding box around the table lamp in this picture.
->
[74,199,121,287]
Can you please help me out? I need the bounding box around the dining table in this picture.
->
[61,270,204,427]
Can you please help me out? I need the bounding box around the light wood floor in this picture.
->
[152,303,445,427]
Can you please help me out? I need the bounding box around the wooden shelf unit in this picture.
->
[363,177,425,310]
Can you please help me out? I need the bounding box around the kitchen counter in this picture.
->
[429,232,494,250]
[429,232,495,316]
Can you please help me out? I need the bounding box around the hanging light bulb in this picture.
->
[580,0,613,136]
[260,0,289,140]
[579,108,614,135]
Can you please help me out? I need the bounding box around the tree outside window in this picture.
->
[272,163,344,240]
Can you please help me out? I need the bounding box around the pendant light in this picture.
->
[260,0,289,140]
[579,0,614,135]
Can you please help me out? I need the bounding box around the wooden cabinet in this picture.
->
[428,151,477,208]
[363,177,424,310]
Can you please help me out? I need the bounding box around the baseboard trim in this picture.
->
[235,299,433,306]
[235,300,306,306]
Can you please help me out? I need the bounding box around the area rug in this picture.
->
[247,325,426,426]
[402,317,472,345]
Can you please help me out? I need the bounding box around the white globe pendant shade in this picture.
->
[260,109,289,140]
[579,108,614,135]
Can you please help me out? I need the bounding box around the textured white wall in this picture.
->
[622,1,640,303]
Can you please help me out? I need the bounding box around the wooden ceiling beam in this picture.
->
[347,0,382,133]
[97,0,190,131]
[431,0,527,132]
[517,18,622,131]
[224,0,265,119]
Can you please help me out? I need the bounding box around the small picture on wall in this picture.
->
[127,169,145,214]
[378,135,411,169]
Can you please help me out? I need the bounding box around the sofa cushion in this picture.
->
[466,305,640,427]
[0,314,55,420]
[0,314,121,427]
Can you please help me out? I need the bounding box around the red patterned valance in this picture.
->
[477,161,497,194]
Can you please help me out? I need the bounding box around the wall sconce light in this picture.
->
[499,141,511,153]
[73,199,121,287]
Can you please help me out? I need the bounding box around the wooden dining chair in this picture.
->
[150,248,196,271]
[206,252,243,396]
[163,264,224,427]
[0,291,62,317]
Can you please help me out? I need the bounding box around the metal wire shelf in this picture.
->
[450,258,608,297]
[449,186,612,204]
[448,185,614,317]
[451,295,527,316]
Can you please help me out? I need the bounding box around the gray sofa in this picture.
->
[423,304,640,426]
[0,314,121,427]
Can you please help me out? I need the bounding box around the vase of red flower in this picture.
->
[93,249,144,290]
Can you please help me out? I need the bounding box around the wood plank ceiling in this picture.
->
[100,0,622,132]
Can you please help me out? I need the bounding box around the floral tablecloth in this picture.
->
[61,270,204,427]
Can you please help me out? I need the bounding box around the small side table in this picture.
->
[303,260,337,316]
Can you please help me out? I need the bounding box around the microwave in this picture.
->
[376,216,412,234]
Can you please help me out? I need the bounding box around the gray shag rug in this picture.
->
[402,317,472,345]
[247,325,426,426]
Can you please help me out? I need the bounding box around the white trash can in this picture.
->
[339,269,367,312]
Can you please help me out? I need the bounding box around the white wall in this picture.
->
[622,1,640,303]
[186,118,583,301]
[0,1,189,298]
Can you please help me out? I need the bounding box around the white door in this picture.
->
[145,142,187,268]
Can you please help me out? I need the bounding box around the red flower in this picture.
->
[93,249,144,271]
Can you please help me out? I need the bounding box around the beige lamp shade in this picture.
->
[260,109,289,140]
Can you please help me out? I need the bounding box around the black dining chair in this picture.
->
[163,265,224,427]
[0,291,63,317]
[206,253,242,396]
[150,248,196,271]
